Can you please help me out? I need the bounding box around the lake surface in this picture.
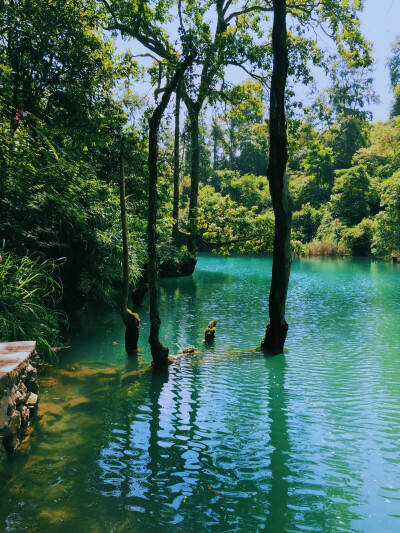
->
[1,254,399,532]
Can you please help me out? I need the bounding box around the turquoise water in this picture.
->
[0,254,400,532]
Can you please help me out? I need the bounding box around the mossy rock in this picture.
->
[204,319,217,342]
[159,256,197,278]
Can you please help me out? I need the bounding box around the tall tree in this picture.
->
[260,0,292,353]
[172,80,182,243]
[119,147,140,352]
[259,0,372,352]
[147,56,194,365]
[180,0,272,255]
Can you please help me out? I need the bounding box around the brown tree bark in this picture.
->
[148,55,194,365]
[172,79,181,243]
[119,148,140,352]
[261,0,292,353]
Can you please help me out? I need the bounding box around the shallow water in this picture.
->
[1,254,400,532]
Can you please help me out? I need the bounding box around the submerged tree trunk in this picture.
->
[119,148,140,352]
[261,0,292,353]
[148,56,194,365]
[172,79,181,243]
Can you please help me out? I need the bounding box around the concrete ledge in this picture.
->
[0,342,36,387]
[0,341,37,353]
[0,341,38,459]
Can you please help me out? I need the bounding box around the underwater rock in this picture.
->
[16,381,28,406]
[9,409,21,436]
[26,392,38,407]
[26,378,39,394]
[19,405,30,428]
[181,345,195,354]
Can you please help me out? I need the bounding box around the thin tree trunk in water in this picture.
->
[148,56,194,365]
[229,119,235,171]
[172,80,181,243]
[261,0,292,353]
[119,148,140,352]
[186,103,201,255]
[213,125,218,170]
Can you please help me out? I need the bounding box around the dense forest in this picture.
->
[1,0,400,357]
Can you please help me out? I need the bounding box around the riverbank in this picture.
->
[0,342,39,461]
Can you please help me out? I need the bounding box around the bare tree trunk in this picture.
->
[119,148,140,352]
[186,102,201,255]
[212,121,219,170]
[261,0,292,353]
[229,119,235,171]
[148,56,194,365]
[172,80,181,243]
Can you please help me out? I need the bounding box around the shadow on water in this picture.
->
[263,353,290,532]
[160,275,200,350]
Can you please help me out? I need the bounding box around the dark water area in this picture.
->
[1,254,399,532]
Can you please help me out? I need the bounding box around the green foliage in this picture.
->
[207,169,239,195]
[316,210,346,245]
[388,35,400,117]
[372,170,400,257]
[290,172,331,210]
[195,185,274,256]
[229,174,271,211]
[287,113,400,258]
[352,119,400,175]
[391,84,400,118]
[0,0,133,147]
[212,81,269,175]
[302,142,334,185]
[0,113,145,306]
[0,247,63,356]
[330,165,372,226]
[292,203,323,243]
[326,59,378,121]
[388,36,400,89]
[341,218,377,256]
[326,116,370,169]
[0,0,146,308]
[157,240,194,267]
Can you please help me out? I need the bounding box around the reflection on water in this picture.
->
[0,254,400,532]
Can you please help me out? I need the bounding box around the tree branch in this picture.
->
[178,0,186,36]
[222,0,234,17]
[203,233,272,246]
[225,6,273,24]
[228,61,270,87]
[101,0,171,60]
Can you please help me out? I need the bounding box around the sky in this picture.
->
[360,0,400,121]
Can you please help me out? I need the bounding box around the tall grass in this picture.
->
[0,247,64,356]
[305,240,347,257]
